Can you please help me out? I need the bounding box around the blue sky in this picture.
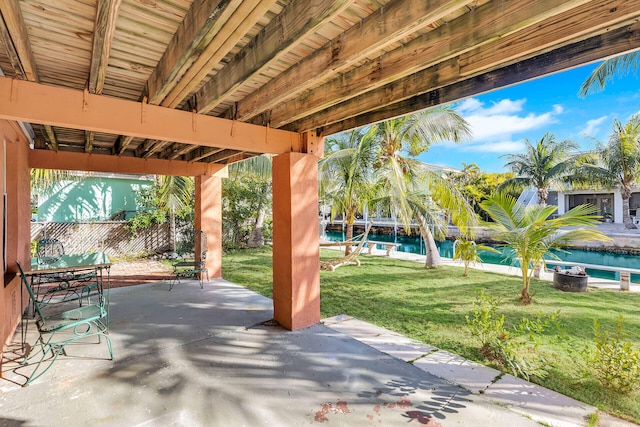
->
[421,62,640,173]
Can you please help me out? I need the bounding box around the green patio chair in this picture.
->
[169,230,209,290]
[17,262,113,386]
[34,239,99,307]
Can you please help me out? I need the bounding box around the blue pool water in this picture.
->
[323,231,640,282]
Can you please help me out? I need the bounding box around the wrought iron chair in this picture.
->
[17,262,113,385]
[169,230,209,290]
[33,238,99,307]
[36,238,65,264]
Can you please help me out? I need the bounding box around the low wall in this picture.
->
[31,221,170,257]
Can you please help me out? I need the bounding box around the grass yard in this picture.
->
[223,247,640,423]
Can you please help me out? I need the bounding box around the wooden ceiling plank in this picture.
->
[145,0,244,106]
[0,0,38,81]
[195,0,356,115]
[225,0,500,121]
[187,147,225,162]
[42,125,58,151]
[309,20,640,136]
[160,0,279,109]
[0,75,299,154]
[141,140,168,158]
[322,22,640,136]
[203,148,240,163]
[134,138,156,157]
[0,11,26,79]
[168,143,197,160]
[89,0,122,95]
[114,135,134,154]
[85,130,94,153]
[29,149,226,177]
[266,0,594,128]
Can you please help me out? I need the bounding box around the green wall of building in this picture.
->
[36,176,153,222]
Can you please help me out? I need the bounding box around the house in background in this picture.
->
[518,187,640,224]
[34,173,154,222]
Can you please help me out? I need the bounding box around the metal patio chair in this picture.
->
[169,230,209,290]
[17,262,113,386]
[34,238,99,307]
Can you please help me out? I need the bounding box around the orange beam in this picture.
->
[29,149,227,177]
[0,76,299,155]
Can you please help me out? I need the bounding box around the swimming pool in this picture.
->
[323,231,640,282]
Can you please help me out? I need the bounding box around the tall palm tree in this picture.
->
[580,51,640,96]
[481,193,610,304]
[319,128,377,255]
[499,133,580,205]
[371,107,475,268]
[575,115,640,227]
[157,175,194,251]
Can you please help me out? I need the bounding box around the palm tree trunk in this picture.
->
[422,226,441,268]
[247,210,265,248]
[520,264,532,304]
[170,208,176,252]
[345,221,354,256]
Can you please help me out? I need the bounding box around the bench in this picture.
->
[545,260,640,291]
[169,261,208,290]
[366,241,401,256]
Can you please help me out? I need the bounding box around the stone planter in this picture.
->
[553,270,589,292]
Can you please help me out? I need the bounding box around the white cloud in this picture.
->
[580,115,608,137]
[454,97,563,155]
[461,140,526,153]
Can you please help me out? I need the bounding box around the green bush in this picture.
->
[585,316,640,393]
[466,290,562,380]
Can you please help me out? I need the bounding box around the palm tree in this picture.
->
[481,193,610,304]
[580,52,640,96]
[319,128,377,255]
[157,175,194,252]
[452,236,499,277]
[499,133,580,205]
[574,115,640,227]
[228,155,273,247]
[371,107,475,267]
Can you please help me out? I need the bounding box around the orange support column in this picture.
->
[272,152,320,330]
[195,173,222,278]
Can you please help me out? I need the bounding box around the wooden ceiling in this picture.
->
[0,0,639,166]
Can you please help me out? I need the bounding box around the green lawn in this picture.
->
[222,247,640,423]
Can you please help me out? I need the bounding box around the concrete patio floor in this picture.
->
[0,278,635,426]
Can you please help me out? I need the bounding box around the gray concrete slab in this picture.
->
[324,316,437,362]
[412,350,502,395]
[483,373,596,427]
[1,279,540,427]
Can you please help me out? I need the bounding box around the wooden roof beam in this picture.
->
[186,147,225,162]
[165,143,196,160]
[319,22,640,136]
[204,149,241,163]
[267,0,595,129]
[0,0,38,81]
[89,0,121,95]
[42,125,58,151]
[157,0,279,109]
[194,0,356,115]
[29,149,226,177]
[209,0,496,120]
[0,76,300,154]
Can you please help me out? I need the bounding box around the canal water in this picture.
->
[323,231,640,283]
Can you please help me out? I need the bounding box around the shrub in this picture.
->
[584,316,640,393]
[466,290,563,380]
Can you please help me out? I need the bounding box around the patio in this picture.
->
[0,278,546,427]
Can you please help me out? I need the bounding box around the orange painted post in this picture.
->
[195,173,222,278]
[272,152,320,330]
